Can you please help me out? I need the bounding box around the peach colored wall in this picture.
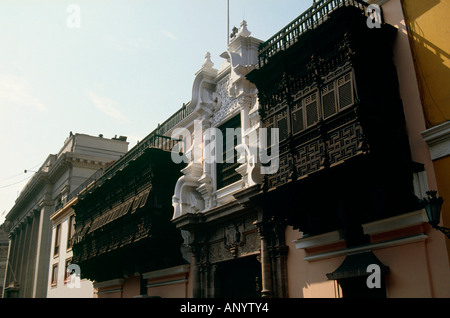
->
[147,282,187,298]
[374,234,449,298]
[146,273,189,298]
[383,0,450,298]
[287,226,450,298]
[381,0,437,190]
[99,290,122,298]
[145,265,191,298]
[374,242,431,297]
[122,275,140,298]
[286,226,303,298]
[97,284,123,298]
[420,224,450,297]
[285,226,344,298]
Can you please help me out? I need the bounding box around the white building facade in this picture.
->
[2,133,128,298]
[172,21,263,219]
[169,22,285,297]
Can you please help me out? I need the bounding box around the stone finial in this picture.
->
[202,52,214,69]
[237,20,251,37]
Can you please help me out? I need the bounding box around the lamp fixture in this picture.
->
[421,191,450,239]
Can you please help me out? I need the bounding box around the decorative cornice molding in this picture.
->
[93,278,124,289]
[294,209,429,261]
[303,234,427,262]
[142,264,190,280]
[421,120,450,160]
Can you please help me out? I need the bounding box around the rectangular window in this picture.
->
[288,73,354,135]
[305,93,318,127]
[51,264,58,287]
[291,102,304,134]
[64,258,72,284]
[291,92,318,135]
[67,215,75,251]
[276,110,288,141]
[322,82,337,119]
[337,73,353,110]
[216,114,241,189]
[54,224,61,256]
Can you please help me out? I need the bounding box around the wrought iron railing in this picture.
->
[94,103,193,188]
[66,102,194,201]
[258,0,378,68]
[66,168,105,203]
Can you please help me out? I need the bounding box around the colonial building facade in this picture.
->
[71,137,188,297]
[403,0,450,262]
[66,0,449,299]
[2,133,128,297]
[170,21,271,298]
[7,0,446,299]
[170,0,450,298]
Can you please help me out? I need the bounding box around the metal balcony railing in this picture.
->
[258,0,380,68]
[65,102,194,202]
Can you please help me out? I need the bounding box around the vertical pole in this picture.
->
[227,0,230,45]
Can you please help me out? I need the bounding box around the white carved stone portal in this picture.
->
[172,21,263,219]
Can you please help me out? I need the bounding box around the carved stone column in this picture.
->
[190,243,202,298]
[270,218,289,298]
[254,220,272,298]
[196,117,215,210]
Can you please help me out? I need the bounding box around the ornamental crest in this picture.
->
[211,77,240,127]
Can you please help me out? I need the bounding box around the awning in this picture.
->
[80,186,151,235]
[326,251,389,280]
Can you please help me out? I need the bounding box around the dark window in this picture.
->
[215,256,261,298]
[292,102,304,134]
[64,258,72,283]
[291,92,319,136]
[54,224,61,256]
[322,83,337,119]
[305,94,318,127]
[51,264,58,286]
[338,73,353,110]
[67,215,75,250]
[289,73,354,135]
[276,111,288,141]
[217,114,241,189]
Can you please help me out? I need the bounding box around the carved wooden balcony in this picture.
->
[247,3,421,238]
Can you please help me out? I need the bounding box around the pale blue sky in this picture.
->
[0,0,312,223]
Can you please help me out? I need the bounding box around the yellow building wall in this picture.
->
[401,0,450,127]
[402,0,450,261]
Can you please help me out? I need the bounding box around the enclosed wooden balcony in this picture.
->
[247,1,421,240]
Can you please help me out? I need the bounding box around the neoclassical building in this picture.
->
[2,133,128,297]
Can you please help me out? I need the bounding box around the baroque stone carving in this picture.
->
[211,77,240,127]
[224,223,243,257]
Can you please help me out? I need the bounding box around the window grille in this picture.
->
[338,73,353,110]
[292,102,304,134]
[216,115,242,189]
[305,93,318,127]
[276,110,288,141]
[322,83,337,119]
